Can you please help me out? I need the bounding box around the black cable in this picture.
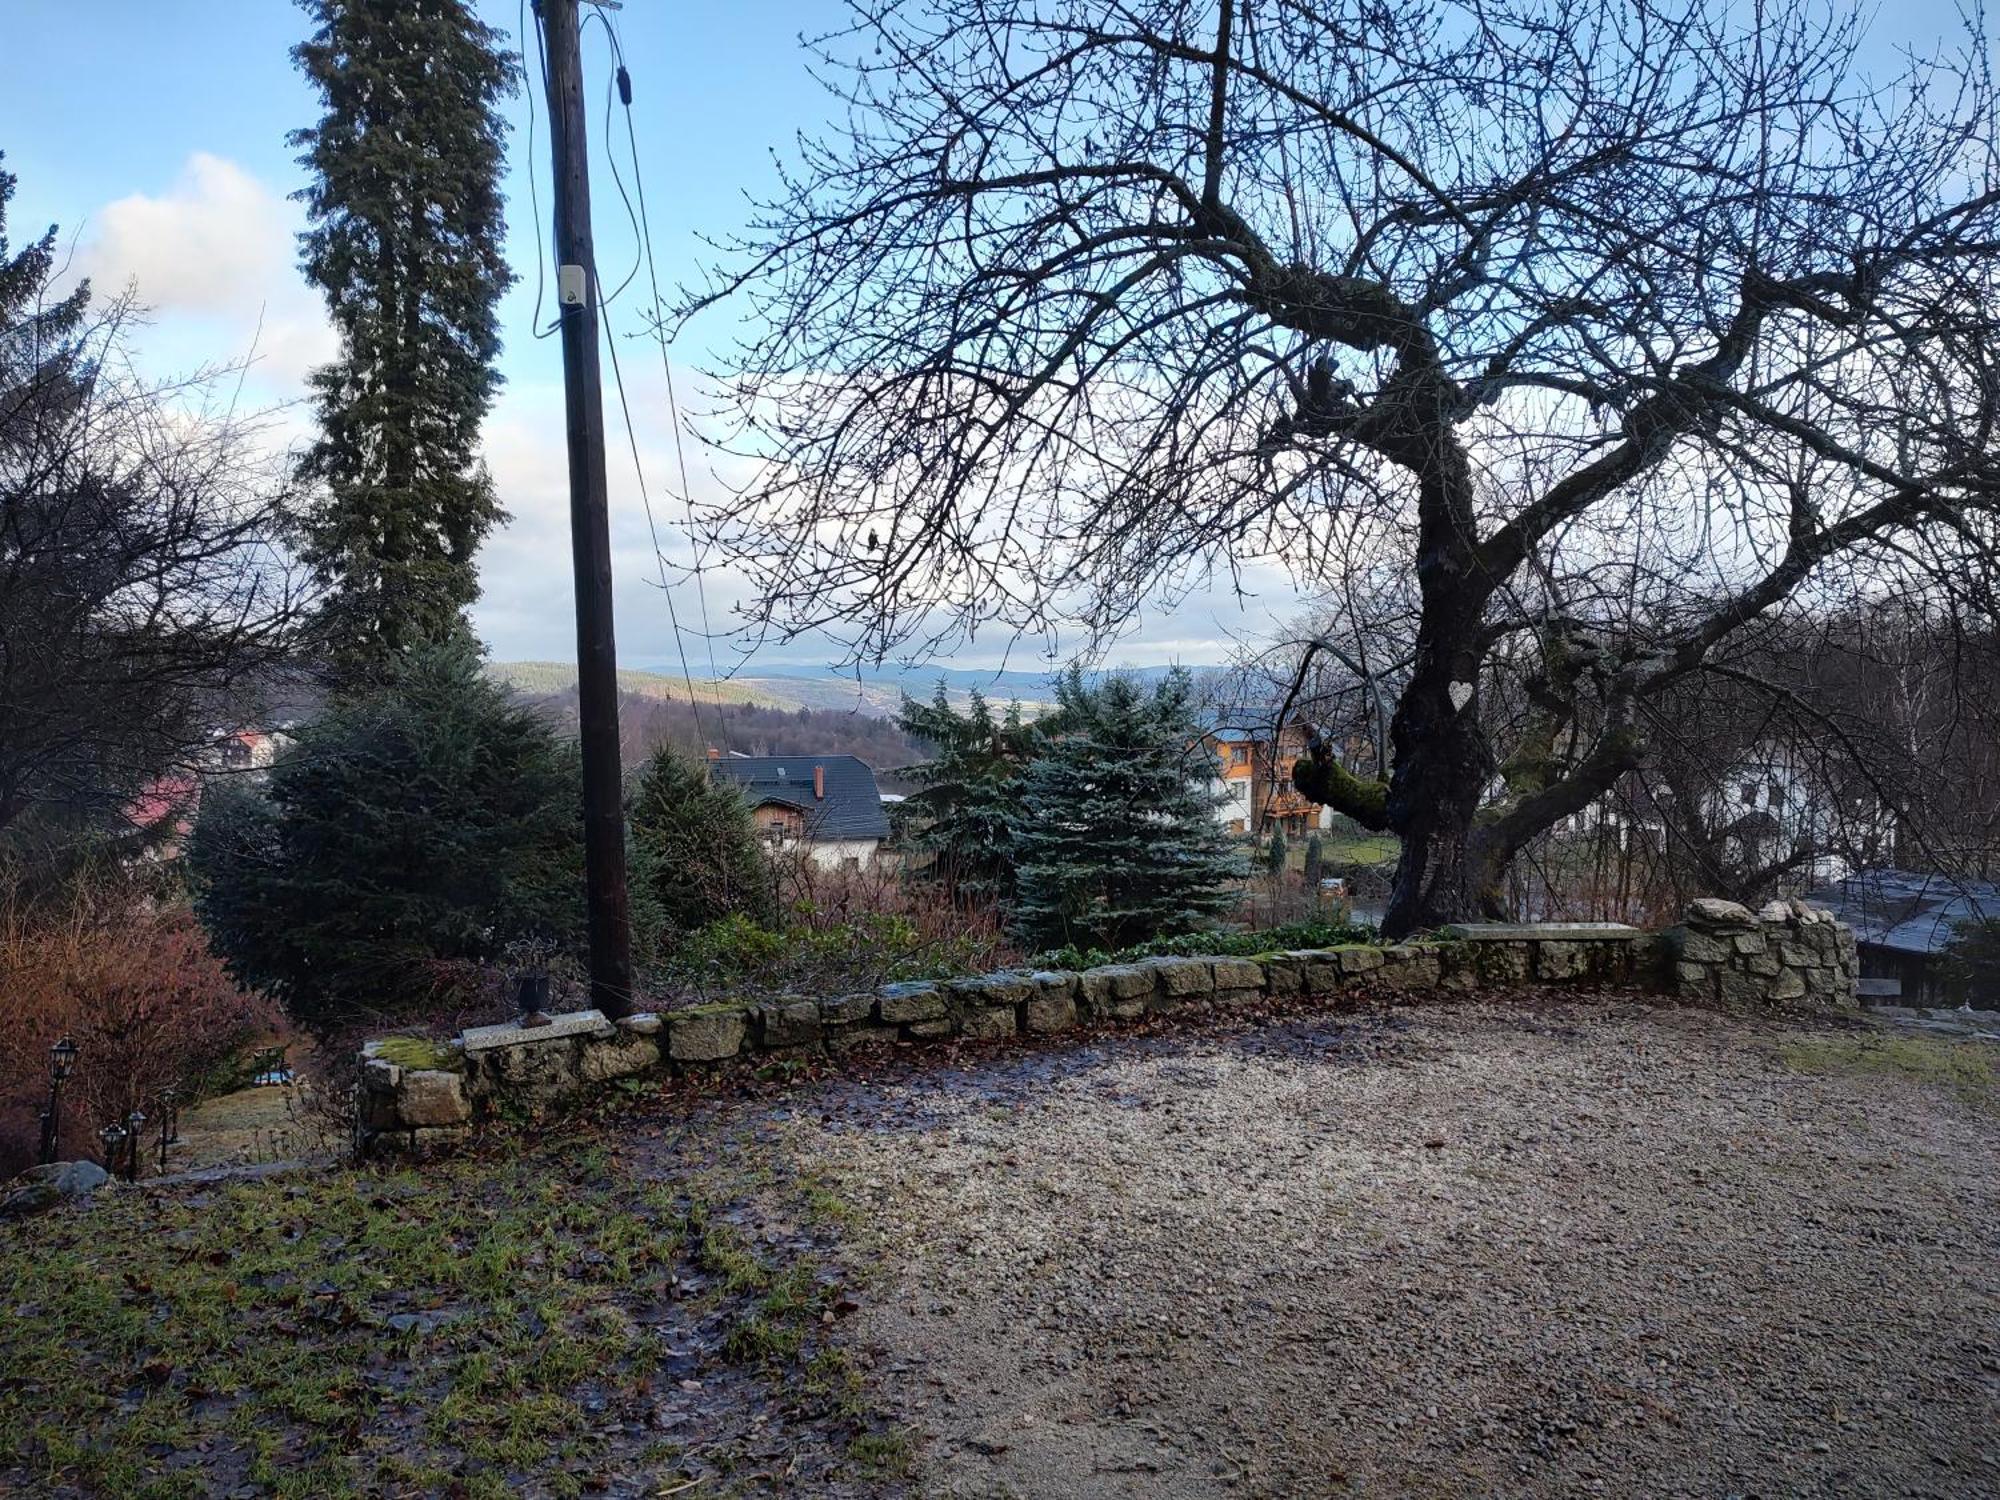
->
[601,15,725,690]
[520,0,559,339]
[600,294,712,749]
[583,8,643,309]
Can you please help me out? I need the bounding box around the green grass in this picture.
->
[1037,916,1378,972]
[1775,1031,1999,1106]
[0,1124,895,1496]
[1317,833,1400,868]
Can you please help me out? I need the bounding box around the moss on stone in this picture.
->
[373,1035,463,1073]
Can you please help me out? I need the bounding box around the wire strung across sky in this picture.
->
[598,10,724,693]
[519,0,725,745]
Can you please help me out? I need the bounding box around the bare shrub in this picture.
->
[0,887,283,1175]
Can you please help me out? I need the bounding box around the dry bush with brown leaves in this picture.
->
[0,887,284,1175]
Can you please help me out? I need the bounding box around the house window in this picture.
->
[1740,782,1757,807]
[1231,745,1249,766]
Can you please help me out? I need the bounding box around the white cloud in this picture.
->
[75,153,335,391]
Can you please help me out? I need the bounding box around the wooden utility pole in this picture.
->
[541,0,634,1019]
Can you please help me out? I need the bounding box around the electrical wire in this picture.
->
[597,14,725,692]
[519,0,560,339]
[583,7,644,309]
[600,295,712,750]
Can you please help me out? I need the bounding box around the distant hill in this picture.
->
[489,659,1210,719]
[488,661,778,708]
[487,661,1063,719]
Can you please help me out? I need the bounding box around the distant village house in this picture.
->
[706,752,891,869]
[1807,867,2000,1008]
[1204,725,1339,839]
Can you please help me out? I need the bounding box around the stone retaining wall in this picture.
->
[1664,897,1860,1007]
[357,906,1855,1157]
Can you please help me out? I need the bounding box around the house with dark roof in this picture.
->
[706,753,892,869]
[1805,867,2000,1007]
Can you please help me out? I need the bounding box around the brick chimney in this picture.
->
[813,763,825,800]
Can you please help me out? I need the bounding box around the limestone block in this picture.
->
[1147,957,1216,997]
[1379,946,1444,990]
[3,1160,110,1218]
[1280,950,1344,995]
[1429,942,1479,989]
[904,1018,955,1039]
[820,992,876,1026]
[480,1037,583,1097]
[1689,897,1757,928]
[757,999,822,1050]
[396,1068,472,1127]
[878,982,947,1024]
[668,1008,747,1063]
[1476,942,1532,984]
[408,1125,472,1157]
[1674,960,1718,997]
[1333,945,1385,976]
[1536,941,1585,981]
[1024,993,1079,1033]
[1210,957,1265,992]
[1580,941,1632,981]
[1079,964,1156,1020]
[1732,932,1769,956]
[1768,968,1807,1002]
[619,1012,663,1036]
[462,1009,612,1054]
[362,1129,413,1159]
[1673,928,1735,964]
[947,972,1034,1009]
[1031,970,1080,1000]
[825,1024,896,1054]
[1259,955,1305,996]
[579,1033,661,1084]
[1717,967,1771,1006]
[960,1006,1019,1041]
[1744,952,1781,978]
[1758,900,1792,922]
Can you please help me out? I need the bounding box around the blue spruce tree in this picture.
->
[1014,668,1245,950]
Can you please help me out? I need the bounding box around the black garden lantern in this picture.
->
[36,1037,79,1166]
[122,1111,146,1182]
[515,968,553,1028]
[98,1122,128,1176]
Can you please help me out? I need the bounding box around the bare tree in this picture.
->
[683,0,2000,934]
[1,160,304,841]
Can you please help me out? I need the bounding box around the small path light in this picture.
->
[122,1111,146,1182]
[156,1087,181,1176]
[98,1122,128,1176]
[37,1037,79,1166]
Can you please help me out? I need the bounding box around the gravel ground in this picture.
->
[781,998,2000,1499]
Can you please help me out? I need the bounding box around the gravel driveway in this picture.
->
[782,998,2000,1498]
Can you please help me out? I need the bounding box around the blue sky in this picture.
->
[3,0,1254,681]
[0,0,1985,680]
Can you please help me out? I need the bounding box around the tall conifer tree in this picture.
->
[895,685,1041,905]
[289,0,516,677]
[1014,668,1244,951]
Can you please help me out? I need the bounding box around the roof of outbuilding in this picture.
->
[707,754,891,841]
[1805,867,2000,956]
